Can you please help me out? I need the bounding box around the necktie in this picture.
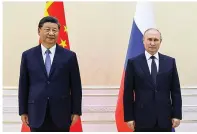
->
[151,56,157,84]
[45,49,51,76]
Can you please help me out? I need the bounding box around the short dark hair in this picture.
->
[38,16,60,29]
[143,28,162,41]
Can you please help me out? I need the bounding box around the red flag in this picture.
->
[21,1,83,132]
[115,72,133,132]
[21,123,30,132]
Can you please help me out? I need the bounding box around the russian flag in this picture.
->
[115,2,174,132]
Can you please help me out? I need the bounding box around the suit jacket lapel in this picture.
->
[156,53,165,89]
[139,54,155,87]
[49,44,61,78]
[158,53,165,74]
[35,45,48,78]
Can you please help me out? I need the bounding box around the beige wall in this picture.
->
[3,2,197,87]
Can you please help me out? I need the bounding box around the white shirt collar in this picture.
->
[145,50,159,60]
[41,44,56,55]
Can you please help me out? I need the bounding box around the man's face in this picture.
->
[143,29,161,55]
[38,22,59,45]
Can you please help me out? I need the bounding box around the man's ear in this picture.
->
[142,37,145,44]
[38,28,40,35]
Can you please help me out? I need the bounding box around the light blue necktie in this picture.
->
[45,49,51,76]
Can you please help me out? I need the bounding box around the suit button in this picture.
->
[48,97,50,99]
[47,81,50,84]
[155,90,158,92]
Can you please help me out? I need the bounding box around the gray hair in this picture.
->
[143,28,162,42]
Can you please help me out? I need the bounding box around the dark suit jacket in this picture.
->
[123,53,182,128]
[18,44,82,128]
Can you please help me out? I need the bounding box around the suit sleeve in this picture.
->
[18,52,29,115]
[123,59,135,122]
[171,58,182,119]
[69,52,82,115]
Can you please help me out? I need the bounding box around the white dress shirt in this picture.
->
[145,51,159,74]
[41,44,56,64]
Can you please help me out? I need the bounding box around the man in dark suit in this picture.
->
[18,16,82,132]
[123,28,182,132]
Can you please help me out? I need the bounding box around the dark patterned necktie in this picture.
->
[150,56,157,84]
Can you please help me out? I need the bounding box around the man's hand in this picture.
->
[21,114,29,126]
[172,118,180,128]
[127,120,135,130]
[71,114,80,126]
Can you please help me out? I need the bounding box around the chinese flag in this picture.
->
[21,1,83,132]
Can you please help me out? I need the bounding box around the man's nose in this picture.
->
[150,41,155,46]
[49,30,55,35]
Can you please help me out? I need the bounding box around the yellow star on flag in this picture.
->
[64,26,67,32]
[60,39,67,47]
